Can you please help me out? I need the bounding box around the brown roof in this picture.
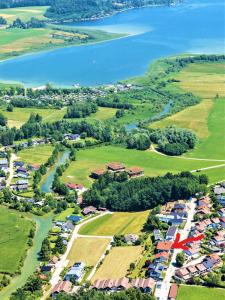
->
[187,265,198,273]
[82,206,97,215]
[169,283,178,299]
[131,278,155,289]
[92,169,106,176]
[156,241,173,251]
[107,162,125,171]
[52,281,72,294]
[49,256,58,264]
[196,263,206,272]
[175,268,189,277]
[127,167,144,174]
[154,252,169,259]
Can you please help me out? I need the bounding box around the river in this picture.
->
[0,0,224,87]
[41,151,70,193]
[0,214,53,300]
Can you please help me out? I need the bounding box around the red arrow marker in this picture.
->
[171,233,205,250]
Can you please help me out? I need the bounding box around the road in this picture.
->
[6,153,17,187]
[49,212,111,287]
[155,198,196,300]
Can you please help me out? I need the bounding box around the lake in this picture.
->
[0,0,224,87]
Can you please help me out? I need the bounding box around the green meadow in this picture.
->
[177,285,225,300]
[17,144,54,165]
[0,6,48,23]
[61,145,221,187]
[0,207,32,274]
[2,107,66,128]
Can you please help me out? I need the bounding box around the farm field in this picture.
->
[89,107,117,121]
[92,246,143,281]
[61,145,221,187]
[2,107,66,128]
[177,285,225,300]
[0,206,32,274]
[67,237,111,267]
[79,211,149,236]
[151,62,225,160]
[17,144,54,165]
[0,6,48,23]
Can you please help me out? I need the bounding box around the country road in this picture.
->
[49,212,112,288]
[6,153,17,187]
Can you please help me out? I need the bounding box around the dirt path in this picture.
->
[6,153,17,187]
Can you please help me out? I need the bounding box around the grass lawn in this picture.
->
[17,144,54,165]
[177,285,225,300]
[79,211,149,236]
[89,107,117,121]
[0,6,48,23]
[0,206,32,274]
[54,208,75,222]
[67,237,111,267]
[200,166,225,185]
[92,246,143,281]
[2,107,66,128]
[61,145,221,187]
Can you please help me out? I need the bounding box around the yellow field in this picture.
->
[67,237,111,267]
[79,211,149,236]
[151,99,213,139]
[172,62,225,98]
[92,246,143,281]
[0,6,48,23]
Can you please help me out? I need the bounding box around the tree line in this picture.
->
[83,171,208,211]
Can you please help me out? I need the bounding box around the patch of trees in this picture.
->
[65,102,98,118]
[0,113,7,126]
[126,131,151,150]
[144,206,169,231]
[96,97,133,109]
[11,17,46,29]
[83,171,208,211]
[45,0,177,21]
[150,126,197,155]
[54,288,154,300]
[0,16,7,25]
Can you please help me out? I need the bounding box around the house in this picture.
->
[220,218,225,228]
[131,278,155,293]
[156,241,173,252]
[148,263,166,280]
[62,221,74,232]
[14,161,24,167]
[82,206,97,216]
[16,179,28,191]
[65,262,85,282]
[184,244,200,260]
[154,252,169,263]
[168,283,178,300]
[67,215,83,223]
[218,195,225,206]
[173,203,186,213]
[28,164,40,171]
[218,208,225,217]
[41,264,54,272]
[107,162,125,173]
[127,167,144,178]
[51,281,72,298]
[0,158,8,169]
[66,183,85,193]
[124,234,139,244]
[92,277,130,291]
[214,185,225,195]
[174,268,190,281]
[16,167,27,174]
[49,256,59,266]
[157,213,186,225]
[153,229,163,241]
[91,169,106,179]
[166,226,177,241]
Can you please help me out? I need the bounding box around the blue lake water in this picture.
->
[0,0,224,86]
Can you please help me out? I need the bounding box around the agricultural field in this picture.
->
[177,285,225,300]
[92,246,143,281]
[2,107,66,128]
[0,6,48,23]
[0,206,32,274]
[88,107,117,121]
[67,237,111,267]
[17,144,54,165]
[79,211,149,236]
[61,145,221,187]
[151,62,225,160]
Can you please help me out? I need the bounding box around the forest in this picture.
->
[83,171,208,211]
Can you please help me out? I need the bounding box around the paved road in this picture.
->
[6,153,17,187]
[155,198,196,300]
[49,212,111,287]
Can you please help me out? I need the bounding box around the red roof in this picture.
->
[154,251,169,259]
[107,162,125,171]
[52,281,72,294]
[66,183,84,190]
[92,169,106,176]
[127,167,144,174]
[169,283,178,299]
[156,241,173,251]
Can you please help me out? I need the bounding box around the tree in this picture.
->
[0,16,7,25]
[40,238,51,261]
[0,113,7,126]
[176,252,185,267]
